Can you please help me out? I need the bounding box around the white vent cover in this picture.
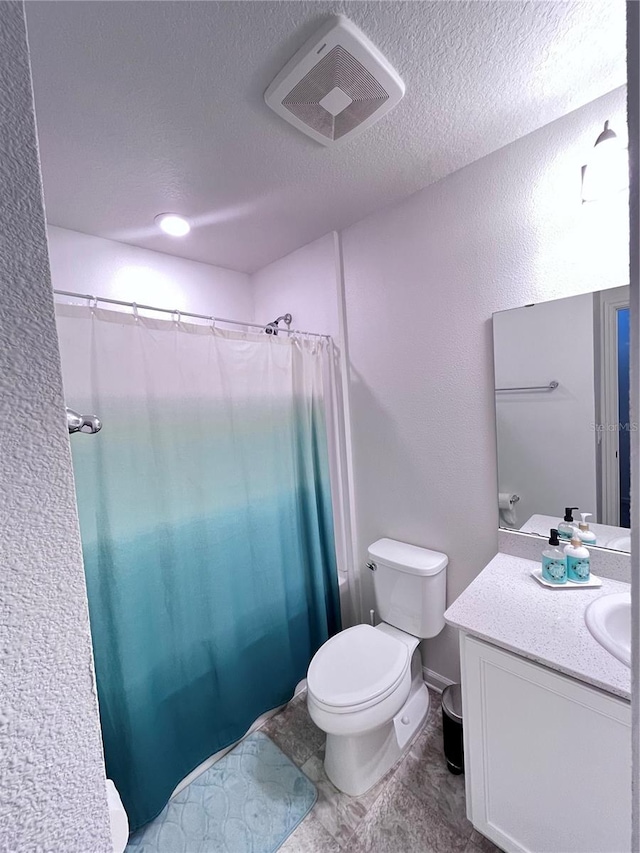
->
[264,15,405,147]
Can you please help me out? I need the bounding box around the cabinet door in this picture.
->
[461,634,631,853]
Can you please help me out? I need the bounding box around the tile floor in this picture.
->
[260,688,503,853]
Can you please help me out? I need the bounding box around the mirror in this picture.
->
[493,286,630,552]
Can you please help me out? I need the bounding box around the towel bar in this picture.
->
[496,381,559,393]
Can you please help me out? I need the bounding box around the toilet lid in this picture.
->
[308,625,410,708]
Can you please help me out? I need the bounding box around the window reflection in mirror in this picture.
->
[493,286,630,552]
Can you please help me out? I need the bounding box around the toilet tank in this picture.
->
[368,538,447,638]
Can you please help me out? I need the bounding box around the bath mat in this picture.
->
[126,731,317,853]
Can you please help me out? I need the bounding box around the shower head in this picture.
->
[264,313,292,336]
[66,407,102,435]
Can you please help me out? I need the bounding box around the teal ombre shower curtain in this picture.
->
[55,304,341,831]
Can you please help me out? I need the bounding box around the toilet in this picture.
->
[307,537,447,796]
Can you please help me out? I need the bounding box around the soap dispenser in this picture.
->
[562,527,580,556]
[558,507,579,540]
[542,529,567,584]
[565,534,590,583]
[578,513,597,545]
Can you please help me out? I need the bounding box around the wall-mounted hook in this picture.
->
[66,407,102,435]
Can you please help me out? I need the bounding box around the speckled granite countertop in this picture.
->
[444,553,631,701]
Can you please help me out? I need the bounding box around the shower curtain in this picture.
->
[55,304,341,831]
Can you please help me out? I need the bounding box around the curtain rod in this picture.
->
[53,290,331,340]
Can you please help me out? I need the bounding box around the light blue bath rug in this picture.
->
[126,732,317,853]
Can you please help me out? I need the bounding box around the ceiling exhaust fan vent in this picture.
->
[264,16,405,147]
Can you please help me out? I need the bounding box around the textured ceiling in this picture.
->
[26,1,626,273]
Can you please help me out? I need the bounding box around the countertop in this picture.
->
[444,552,631,701]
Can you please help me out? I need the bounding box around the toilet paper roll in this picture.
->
[498,493,519,528]
[106,779,129,853]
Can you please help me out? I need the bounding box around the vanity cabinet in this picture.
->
[460,634,631,853]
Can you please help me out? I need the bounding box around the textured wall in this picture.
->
[48,225,252,321]
[341,86,629,682]
[251,233,339,337]
[0,3,112,850]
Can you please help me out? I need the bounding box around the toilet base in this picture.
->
[324,680,430,796]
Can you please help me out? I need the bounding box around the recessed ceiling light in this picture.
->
[155,213,191,237]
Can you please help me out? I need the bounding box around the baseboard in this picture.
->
[422,666,455,693]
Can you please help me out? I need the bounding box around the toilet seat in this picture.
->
[308,624,410,713]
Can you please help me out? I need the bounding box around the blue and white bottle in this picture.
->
[542,529,567,584]
[565,535,590,583]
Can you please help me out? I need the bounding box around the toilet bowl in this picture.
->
[307,622,429,795]
[307,538,447,796]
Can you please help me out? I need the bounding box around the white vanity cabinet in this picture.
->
[460,634,631,853]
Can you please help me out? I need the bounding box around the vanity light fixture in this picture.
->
[581,121,629,202]
[154,213,191,237]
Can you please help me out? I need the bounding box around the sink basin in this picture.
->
[585,592,631,667]
[605,534,631,552]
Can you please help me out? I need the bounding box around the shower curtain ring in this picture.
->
[132,302,139,321]
[174,309,181,325]
[90,295,98,311]
[209,316,216,332]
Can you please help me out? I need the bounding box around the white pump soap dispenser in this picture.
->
[565,533,590,583]
[578,513,597,545]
